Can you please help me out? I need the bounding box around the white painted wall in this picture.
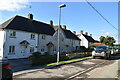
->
[2,28,81,59]
[4,30,38,59]
[0,30,5,59]
[53,28,81,54]
[78,34,89,48]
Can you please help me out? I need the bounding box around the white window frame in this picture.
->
[42,35,45,39]
[10,31,16,38]
[30,34,35,40]
[9,45,15,54]
[30,46,34,53]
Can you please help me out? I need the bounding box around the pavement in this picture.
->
[8,55,120,79]
[8,57,92,77]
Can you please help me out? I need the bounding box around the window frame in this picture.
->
[30,34,35,40]
[9,45,15,54]
[30,46,34,53]
[42,35,45,39]
[10,31,16,38]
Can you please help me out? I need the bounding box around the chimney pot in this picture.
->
[85,32,88,35]
[63,25,66,29]
[80,30,83,34]
[73,31,76,34]
[50,20,53,26]
[28,13,33,19]
[90,34,92,36]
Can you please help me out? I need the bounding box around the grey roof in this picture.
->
[53,26,80,40]
[82,34,95,42]
[0,15,55,35]
[62,29,81,40]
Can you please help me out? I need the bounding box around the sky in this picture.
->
[0,0,118,43]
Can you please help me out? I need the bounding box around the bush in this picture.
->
[79,46,87,52]
[30,53,57,66]
[31,52,42,58]
[87,46,95,52]
[118,48,120,53]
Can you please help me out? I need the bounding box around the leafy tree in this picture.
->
[99,36,116,46]
[99,36,105,43]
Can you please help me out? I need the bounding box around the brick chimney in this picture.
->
[85,32,88,36]
[50,20,53,26]
[73,31,76,35]
[80,30,83,34]
[28,13,33,19]
[63,25,66,29]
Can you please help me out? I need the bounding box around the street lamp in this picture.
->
[57,4,66,63]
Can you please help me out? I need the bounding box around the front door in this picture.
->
[21,46,27,57]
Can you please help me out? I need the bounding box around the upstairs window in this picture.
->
[30,34,35,40]
[9,46,15,54]
[42,35,45,39]
[10,31,16,38]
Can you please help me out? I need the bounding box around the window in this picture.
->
[30,47,34,53]
[10,31,16,38]
[30,34,35,39]
[62,38,64,42]
[9,46,15,53]
[41,48,44,52]
[42,35,45,39]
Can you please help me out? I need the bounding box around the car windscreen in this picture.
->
[96,46,107,50]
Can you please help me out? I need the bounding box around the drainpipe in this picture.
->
[37,34,39,52]
[3,29,7,59]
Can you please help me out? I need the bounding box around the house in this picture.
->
[0,14,55,59]
[52,24,81,53]
[77,30,95,48]
[0,14,81,59]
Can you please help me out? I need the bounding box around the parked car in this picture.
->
[113,47,120,54]
[0,58,13,80]
[92,45,111,59]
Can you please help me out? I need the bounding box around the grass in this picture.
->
[47,56,92,66]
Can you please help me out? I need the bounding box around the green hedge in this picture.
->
[30,52,88,66]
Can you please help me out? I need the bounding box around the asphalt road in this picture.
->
[13,54,120,80]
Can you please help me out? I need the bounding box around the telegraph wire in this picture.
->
[85,0,118,31]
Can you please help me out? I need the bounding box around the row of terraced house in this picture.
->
[0,14,96,59]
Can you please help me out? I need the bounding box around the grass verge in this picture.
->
[47,56,92,66]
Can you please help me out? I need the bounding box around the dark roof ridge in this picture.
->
[15,15,53,27]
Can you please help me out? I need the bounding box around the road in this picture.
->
[13,54,120,80]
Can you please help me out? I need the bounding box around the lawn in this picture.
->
[47,56,92,66]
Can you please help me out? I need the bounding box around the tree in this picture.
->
[99,36,105,43]
[99,36,116,46]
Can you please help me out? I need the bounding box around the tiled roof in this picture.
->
[53,26,80,40]
[62,29,81,40]
[0,15,55,35]
[82,34,95,42]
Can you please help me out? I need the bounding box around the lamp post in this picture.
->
[57,4,66,63]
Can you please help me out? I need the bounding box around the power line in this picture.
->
[85,0,118,31]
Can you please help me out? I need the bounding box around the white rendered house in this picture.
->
[0,14,81,59]
[78,30,95,48]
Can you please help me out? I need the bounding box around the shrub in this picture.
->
[79,46,87,52]
[118,48,120,53]
[31,52,42,58]
[87,46,95,52]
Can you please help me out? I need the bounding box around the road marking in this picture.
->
[65,61,106,80]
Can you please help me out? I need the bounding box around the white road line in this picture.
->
[65,61,106,80]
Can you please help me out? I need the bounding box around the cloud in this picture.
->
[100,30,110,36]
[0,0,29,11]
[100,29,118,43]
